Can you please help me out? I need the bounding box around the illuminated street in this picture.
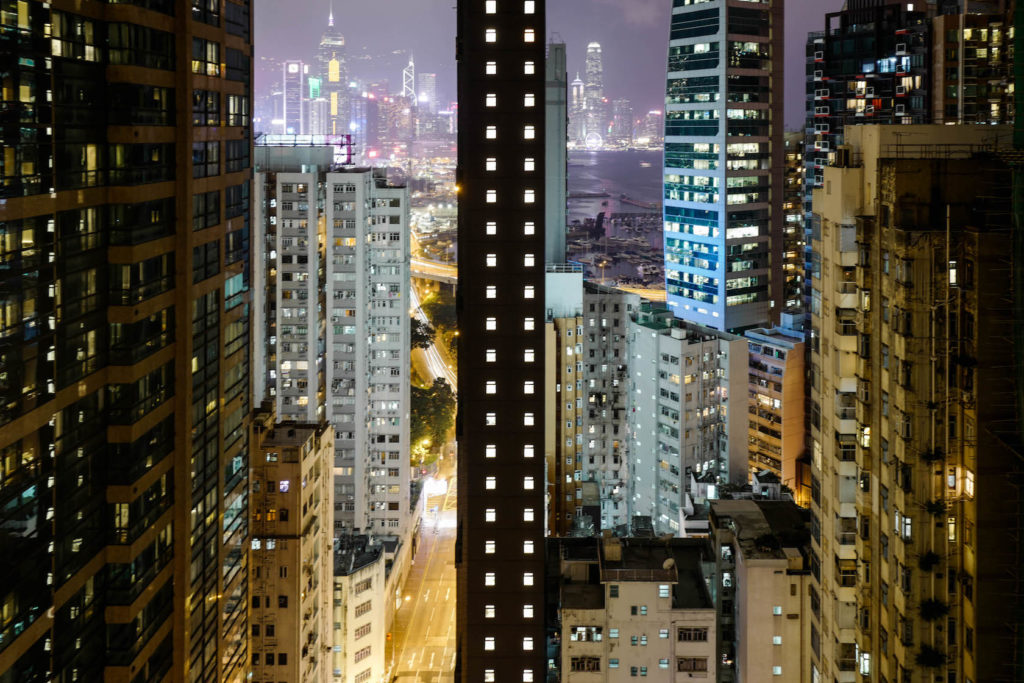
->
[388,474,457,683]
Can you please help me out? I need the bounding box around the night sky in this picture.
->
[254,0,845,130]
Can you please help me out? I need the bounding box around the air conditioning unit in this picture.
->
[895,104,906,115]
[866,105,875,114]
[866,87,875,97]
[814,70,823,80]
[896,85,906,95]
[896,43,907,55]
[814,50,824,61]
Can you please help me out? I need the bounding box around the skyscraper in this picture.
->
[317,4,349,136]
[455,0,547,682]
[569,72,586,144]
[283,59,309,134]
[0,1,253,680]
[418,71,438,113]
[583,41,605,145]
[662,0,784,332]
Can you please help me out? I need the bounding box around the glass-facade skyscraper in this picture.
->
[662,0,784,331]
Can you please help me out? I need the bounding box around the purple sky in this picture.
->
[254,0,845,129]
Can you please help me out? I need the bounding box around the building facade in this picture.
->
[627,306,749,535]
[331,536,387,683]
[250,413,335,683]
[809,124,1020,683]
[662,0,784,331]
[455,0,549,681]
[316,8,349,137]
[0,1,253,680]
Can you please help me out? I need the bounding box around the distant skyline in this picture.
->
[254,0,844,129]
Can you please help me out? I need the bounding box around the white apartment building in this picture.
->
[332,536,387,683]
[254,149,411,539]
[627,305,748,535]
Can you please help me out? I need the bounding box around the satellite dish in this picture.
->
[662,558,676,571]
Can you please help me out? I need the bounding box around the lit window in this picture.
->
[524,61,535,74]
[485,540,496,554]
[485,61,497,75]
[485,671,495,683]
[523,317,535,331]
[485,508,496,522]
[486,253,497,267]
[523,221,535,235]
[485,28,497,42]
[523,540,535,554]
[523,381,534,394]
[522,637,533,651]
[484,636,495,650]
[523,0,535,13]
[485,444,497,458]
[279,480,290,492]
[523,605,534,619]
[523,412,534,426]
[486,349,497,362]
[486,125,497,139]
[485,573,496,586]
[523,189,535,203]
[523,670,534,683]
[485,381,497,394]
[773,666,782,676]
[485,317,497,330]
[485,93,497,107]
[485,0,496,12]
[523,476,535,490]
[486,157,497,171]
[485,476,496,489]
[524,349,535,362]
[523,444,535,458]
[659,584,670,598]
[772,636,782,645]
[486,221,497,235]
[772,605,783,615]
[524,286,535,299]
[523,29,535,42]
[486,286,497,299]
[523,125,535,140]
[524,253,535,267]
[485,413,497,426]
[485,605,496,618]
[523,572,534,586]
[524,93,535,107]
[523,158,535,171]
[964,469,975,498]
[486,190,497,203]
[523,508,535,522]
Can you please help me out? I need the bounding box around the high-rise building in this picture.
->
[317,5,350,137]
[583,42,606,145]
[546,42,568,264]
[627,305,749,532]
[569,72,586,145]
[250,412,335,683]
[610,99,633,148]
[253,149,411,538]
[455,0,548,681]
[636,110,664,149]
[782,132,805,312]
[0,1,253,680]
[418,71,438,114]
[662,0,784,332]
[808,124,1020,683]
[283,60,310,134]
[331,535,387,683]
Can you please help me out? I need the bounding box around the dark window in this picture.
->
[278,595,288,608]
[108,23,175,70]
[191,0,219,25]
[192,90,220,126]
[226,48,250,82]
[193,141,219,178]
[193,191,220,231]
[225,182,250,218]
[192,240,219,283]
[225,1,250,39]
[109,143,174,186]
[109,84,174,125]
[226,140,250,173]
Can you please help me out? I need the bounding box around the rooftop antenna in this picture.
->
[328,0,334,26]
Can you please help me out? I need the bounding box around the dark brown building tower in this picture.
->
[0,1,253,681]
[455,1,547,683]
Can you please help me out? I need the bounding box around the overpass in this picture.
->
[411,257,457,285]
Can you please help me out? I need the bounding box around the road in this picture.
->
[410,283,458,390]
[388,473,458,683]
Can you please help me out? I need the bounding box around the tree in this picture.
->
[411,317,434,350]
[410,378,456,453]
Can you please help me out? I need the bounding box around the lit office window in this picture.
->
[485,0,496,12]
[486,286,497,299]
[522,637,534,651]
[524,93,535,107]
[486,254,497,266]
[485,381,497,394]
[485,508,496,522]
[523,381,534,394]
[486,157,497,171]
[523,221,535,235]
[523,444,535,458]
[486,221,497,235]
[486,125,497,139]
[524,349,535,362]
[523,670,534,683]
[485,28,497,42]
[485,573,496,586]
[524,61,535,74]
[523,286,535,299]
[523,125,535,140]
[523,572,534,586]
[485,444,497,458]
[523,476,535,490]
[485,476,496,489]
[485,605,496,618]
[485,541,496,554]
[523,540,534,554]
[485,413,496,426]
[523,508,534,521]
[523,29,535,42]
[523,253,535,266]
[486,190,497,203]
[485,93,497,107]
[523,317,535,331]
[485,671,495,683]
[486,349,497,362]
[484,636,495,650]
[523,158,535,171]
[523,412,534,426]
[485,317,497,330]
[485,61,497,75]
[523,189,535,203]
[522,605,534,619]
[523,0,535,13]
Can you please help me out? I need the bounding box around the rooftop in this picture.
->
[333,535,384,577]
[710,499,810,562]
